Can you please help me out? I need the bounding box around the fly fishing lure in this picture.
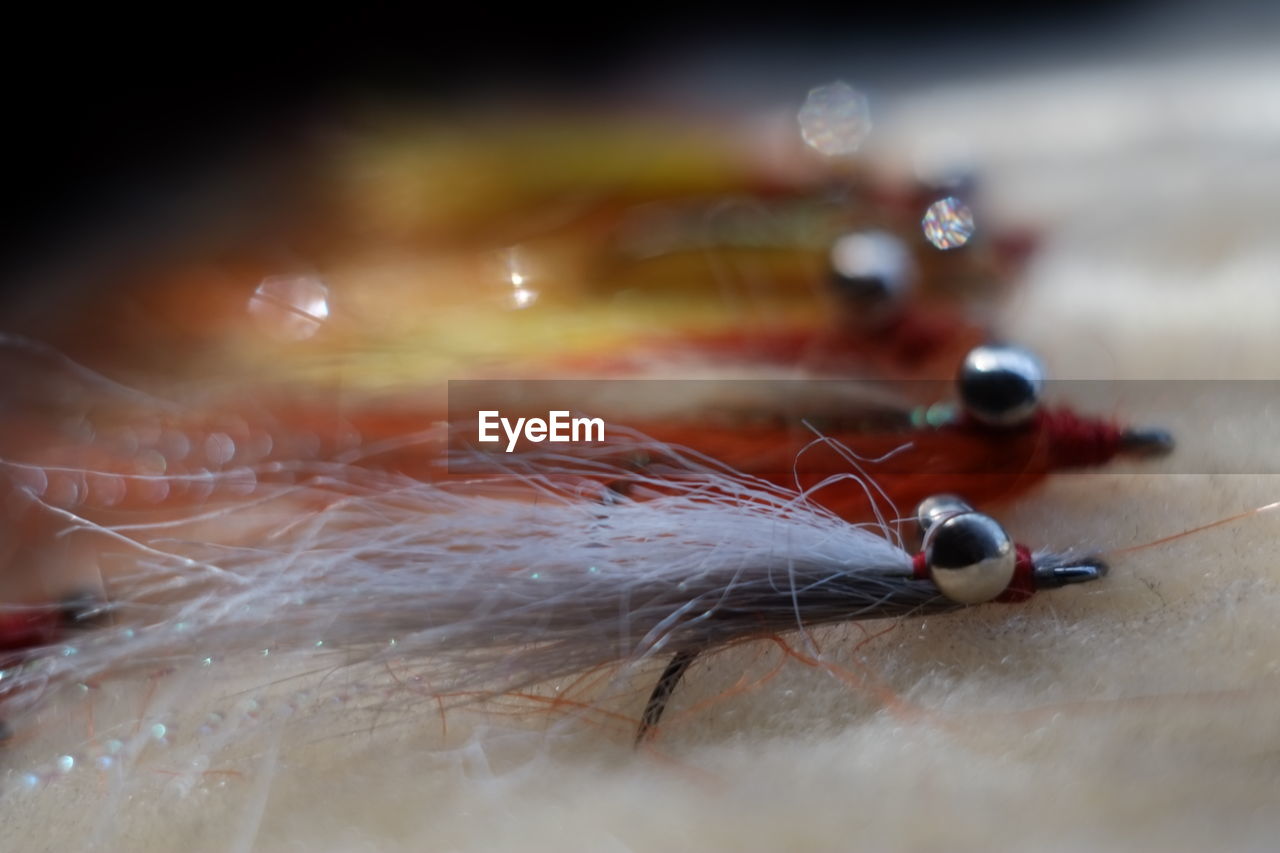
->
[561,226,989,379]
[555,242,983,379]
[0,425,1107,761]
[51,133,1015,390]
[450,342,1173,518]
[0,341,1170,537]
[630,492,1104,742]
[0,325,1171,637]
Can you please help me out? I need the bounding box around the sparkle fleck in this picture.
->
[502,249,538,309]
[56,755,75,773]
[926,403,956,428]
[248,274,331,342]
[509,287,538,310]
[921,197,976,250]
[911,402,957,429]
[798,81,872,157]
[134,448,168,475]
[151,723,168,740]
[203,432,236,468]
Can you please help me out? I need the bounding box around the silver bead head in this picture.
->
[915,494,974,535]
[829,230,916,319]
[957,344,1046,427]
[924,511,1017,605]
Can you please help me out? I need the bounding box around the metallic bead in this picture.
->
[915,494,974,535]
[957,344,1045,427]
[924,512,1016,605]
[828,230,916,322]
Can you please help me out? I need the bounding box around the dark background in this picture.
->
[0,1,1262,279]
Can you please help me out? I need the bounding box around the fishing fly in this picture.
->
[449,342,1173,519]
[0,419,1113,764]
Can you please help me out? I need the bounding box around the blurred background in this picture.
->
[7,0,1277,280]
[5,0,1278,384]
